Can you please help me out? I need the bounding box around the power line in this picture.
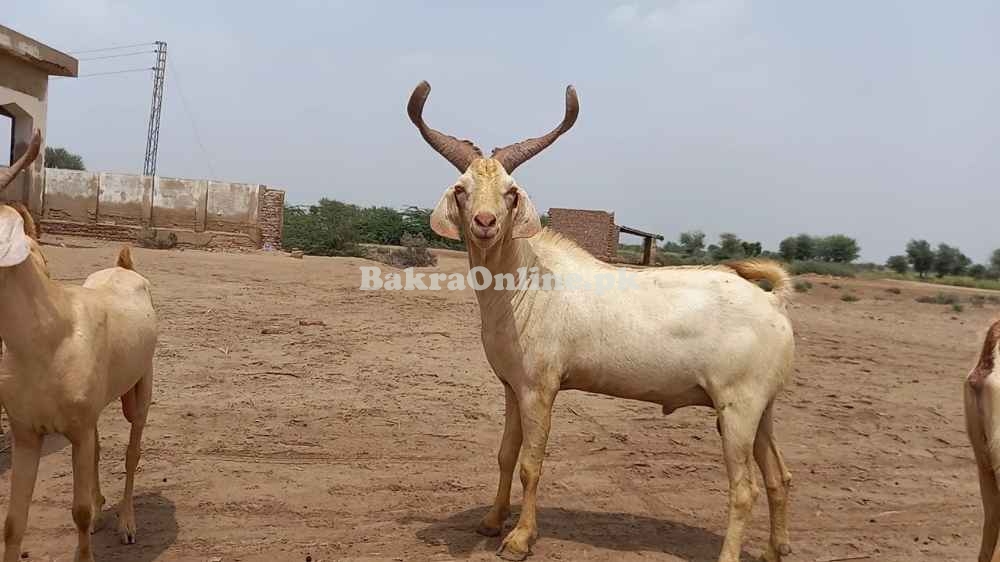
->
[69,42,154,55]
[52,67,153,79]
[166,57,217,178]
[78,50,155,62]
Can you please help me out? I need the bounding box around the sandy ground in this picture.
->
[1,238,997,562]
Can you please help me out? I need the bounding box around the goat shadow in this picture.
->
[407,505,760,562]
[93,492,179,562]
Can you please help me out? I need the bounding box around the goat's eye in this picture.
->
[505,188,519,207]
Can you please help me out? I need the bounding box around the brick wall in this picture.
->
[548,208,619,261]
[259,187,284,250]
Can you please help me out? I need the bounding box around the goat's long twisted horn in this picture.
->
[491,85,579,174]
[0,130,42,192]
[408,81,482,172]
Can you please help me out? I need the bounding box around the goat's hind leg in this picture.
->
[716,396,767,562]
[119,372,152,545]
[753,402,792,562]
[479,383,522,537]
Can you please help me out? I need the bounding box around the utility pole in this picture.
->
[143,41,167,177]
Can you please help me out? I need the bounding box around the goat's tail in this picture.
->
[117,246,135,270]
[725,259,792,302]
[970,320,1000,391]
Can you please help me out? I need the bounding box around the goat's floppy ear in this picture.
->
[511,187,541,239]
[0,207,32,267]
[430,186,462,240]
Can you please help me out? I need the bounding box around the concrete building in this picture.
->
[0,24,78,214]
[0,25,285,250]
[548,207,663,265]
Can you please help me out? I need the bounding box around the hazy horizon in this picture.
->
[7,1,998,263]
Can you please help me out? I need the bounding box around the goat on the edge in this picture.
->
[0,131,158,562]
[966,319,1000,562]
[407,82,795,562]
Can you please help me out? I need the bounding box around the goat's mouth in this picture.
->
[470,226,498,241]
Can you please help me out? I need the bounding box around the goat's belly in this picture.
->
[561,367,702,406]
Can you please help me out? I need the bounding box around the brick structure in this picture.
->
[259,187,285,250]
[548,208,619,261]
[38,169,286,251]
[548,207,664,265]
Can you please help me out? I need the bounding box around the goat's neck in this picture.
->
[466,234,542,322]
[0,261,72,355]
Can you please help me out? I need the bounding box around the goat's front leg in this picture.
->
[70,427,98,562]
[497,388,555,561]
[3,424,42,562]
[479,383,522,537]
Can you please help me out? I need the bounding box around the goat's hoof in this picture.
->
[762,542,791,562]
[118,517,137,544]
[496,530,531,561]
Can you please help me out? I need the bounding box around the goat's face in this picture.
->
[430,159,540,250]
[408,81,578,250]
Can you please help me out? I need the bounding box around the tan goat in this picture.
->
[966,319,1000,562]
[408,82,795,562]
[0,131,157,562]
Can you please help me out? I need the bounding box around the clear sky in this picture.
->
[7,1,999,262]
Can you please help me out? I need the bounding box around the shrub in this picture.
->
[952,303,965,313]
[787,261,857,278]
[989,295,1000,305]
[793,280,813,293]
[841,294,859,302]
[136,227,177,249]
[885,287,902,295]
[915,292,961,305]
[830,283,842,290]
[971,295,986,307]
[370,233,438,268]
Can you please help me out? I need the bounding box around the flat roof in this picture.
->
[617,224,664,241]
[0,25,78,77]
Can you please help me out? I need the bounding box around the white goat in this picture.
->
[966,319,1000,562]
[408,82,796,562]
[0,131,157,562]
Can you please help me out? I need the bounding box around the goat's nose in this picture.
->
[474,212,497,228]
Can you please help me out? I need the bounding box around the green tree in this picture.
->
[678,230,706,257]
[793,234,816,261]
[282,199,365,257]
[906,239,934,278]
[778,237,798,262]
[936,244,971,277]
[991,248,1000,272]
[886,255,909,274]
[741,241,762,257]
[44,146,85,170]
[400,206,464,250]
[356,206,404,245]
[816,235,860,263]
[968,264,988,279]
[711,233,746,261]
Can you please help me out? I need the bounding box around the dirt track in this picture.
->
[1,239,996,562]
